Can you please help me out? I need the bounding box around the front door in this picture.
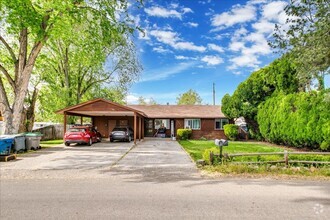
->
[144,119,154,137]
[170,119,175,137]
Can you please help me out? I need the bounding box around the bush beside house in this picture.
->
[177,129,192,140]
[224,124,239,141]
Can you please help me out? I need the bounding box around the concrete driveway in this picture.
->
[0,138,198,180]
[108,138,199,182]
[0,141,134,179]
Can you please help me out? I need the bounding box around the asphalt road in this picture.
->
[0,139,329,219]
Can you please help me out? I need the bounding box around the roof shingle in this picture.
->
[128,105,225,118]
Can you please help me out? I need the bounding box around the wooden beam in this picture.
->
[134,112,137,145]
[80,116,83,125]
[142,118,144,140]
[64,113,67,134]
[139,116,141,141]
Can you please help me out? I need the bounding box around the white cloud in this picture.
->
[174,42,206,52]
[175,55,190,60]
[145,6,182,19]
[252,20,275,34]
[262,1,288,22]
[175,55,197,60]
[170,3,179,9]
[140,62,195,82]
[186,22,199,27]
[153,46,172,54]
[211,4,256,28]
[248,0,268,5]
[201,55,223,66]
[149,30,206,52]
[207,43,224,53]
[149,30,178,45]
[229,54,260,69]
[126,94,139,104]
[229,41,245,52]
[182,7,194,14]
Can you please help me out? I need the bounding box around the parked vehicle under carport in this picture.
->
[109,127,134,142]
[64,126,98,146]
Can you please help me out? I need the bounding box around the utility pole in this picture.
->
[213,83,215,105]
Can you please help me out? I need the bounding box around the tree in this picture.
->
[270,0,330,90]
[0,0,141,134]
[176,89,202,105]
[222,55,298,139]
[37,24,140,123]
[138,96,158,105]
[138,96,147,105]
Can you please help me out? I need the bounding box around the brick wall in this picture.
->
[175,118,226,140]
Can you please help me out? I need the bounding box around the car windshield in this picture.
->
[113,128,126,132]
[69,128,85,132]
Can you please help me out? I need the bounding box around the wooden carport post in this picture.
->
[64,112,67,134]
[134,112,137,145]
[139,117,141,141]
[142,119,144,140]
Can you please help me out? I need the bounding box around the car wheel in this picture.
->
[65,142,70,146]
[110,138,114,142]
[88,138,92,146]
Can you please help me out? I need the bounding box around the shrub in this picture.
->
[177,129,192,140]
[257,91,330,150]
[202,148,218,165]
[320,141,329,151]
[224,124,239,141]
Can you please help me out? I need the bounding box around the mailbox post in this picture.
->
[214,139,228,160]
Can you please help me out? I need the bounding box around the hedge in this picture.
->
[224,124,239,141]
[257,91,330,150]
[177,129,192,140]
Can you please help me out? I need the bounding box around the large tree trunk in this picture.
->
[0,29,47,134]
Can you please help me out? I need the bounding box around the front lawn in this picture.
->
[179,140,284,161]
[179,140,330,178]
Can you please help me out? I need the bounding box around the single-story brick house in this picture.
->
[56,98,229,144]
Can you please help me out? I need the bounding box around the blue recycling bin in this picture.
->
[0,135,14,155]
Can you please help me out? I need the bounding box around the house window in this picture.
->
[154,119,170,129]
[215,118,229,130]
[184,119,201,130]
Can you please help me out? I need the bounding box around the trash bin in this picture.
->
[25,133,43,150]
[0,135,14,155]
[9,134,26,153]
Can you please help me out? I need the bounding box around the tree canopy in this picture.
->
[270,0,330,90]
[176,89,202,105]
[221,55,298,139]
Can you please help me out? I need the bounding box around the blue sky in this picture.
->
[125,0,290,104]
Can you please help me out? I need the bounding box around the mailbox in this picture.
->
[214,139,228,147]
[214,139,229,160]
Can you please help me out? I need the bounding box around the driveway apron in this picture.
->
[108,138,200,182]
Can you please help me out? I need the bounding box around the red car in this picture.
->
[64,126,98,146]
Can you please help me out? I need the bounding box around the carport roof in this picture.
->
[56,98,226,119]
[56,98,146,117]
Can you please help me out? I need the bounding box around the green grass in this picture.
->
[179,140,330,178]
[179,140,284,161]
[40,139,63,147]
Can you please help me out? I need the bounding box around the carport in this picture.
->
[56,98,146,144]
